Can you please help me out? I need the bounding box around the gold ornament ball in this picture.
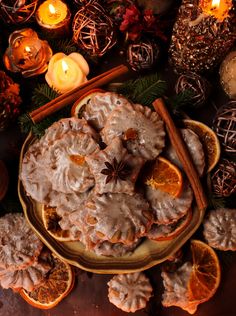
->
[220,50,236,100]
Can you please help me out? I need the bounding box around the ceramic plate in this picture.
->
[18,132,206,274]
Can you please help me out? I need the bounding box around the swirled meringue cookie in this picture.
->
[203,208,236,251]
[82,92,130,131]
[48,131,99,194]
[86,137,144,195]
[101,102,165,160]
[70,192,153,246]
[145,181,193,224]
[108,272,153,313]
[165,129,205,176]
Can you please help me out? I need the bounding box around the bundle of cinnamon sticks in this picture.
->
[30,64,129,123]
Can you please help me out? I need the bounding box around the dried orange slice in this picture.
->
[183,119,221,173]
[71,88,105,117]
[145,157,183,197]
[20,254,74,309]
[188,240,221,303]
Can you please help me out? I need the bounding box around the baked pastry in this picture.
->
[101,102,165,160]
[82,92,130,130]
[203,208,236,251]
[48,131,99,194]
[70,192,153,246]
[86,137,144,195]
[107,272,153,313]
[93,240,140,257]
[162,262,198,314]
[0,213,43,271]
[165,128,205,176]
[0,257,51,291]
[145,181,193,224]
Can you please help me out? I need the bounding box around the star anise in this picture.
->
[101,158,131,184]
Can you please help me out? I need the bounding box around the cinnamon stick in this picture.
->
[153,98,208,212]
[30,64,129,123]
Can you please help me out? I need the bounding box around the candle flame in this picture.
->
[211,0,220,7]
[62,60,69,73]
[49,3,56,14]
[25,46,31,52]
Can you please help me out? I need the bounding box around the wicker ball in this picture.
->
[72,1,116,57]
[211,159,236,197]
[175,72,210,108]
[127,40,160,71]
[213,101,236,156]
[0,0,38,24]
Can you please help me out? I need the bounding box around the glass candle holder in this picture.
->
[3,28,52,78]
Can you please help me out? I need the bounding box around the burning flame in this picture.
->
[211,0,220,7]
[49,4,56,14]
[62,60,69,74]
[25,46,31,53]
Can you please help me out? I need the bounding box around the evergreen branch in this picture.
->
[49,38,78,55]
[208,195,227,210]
[18,113,32,135]
[117,73,167,106]
[168,90,194,110]
[32,84,59,108]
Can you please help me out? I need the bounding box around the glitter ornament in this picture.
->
[211,159,236,197]
[72,1,116,57]
[175,72,210,107]
[0,71,22,131]
[220,50,236,100]
[0,0,38,24]
[169,0,236,73]
[213,101,236,157]
[127,40,160,71]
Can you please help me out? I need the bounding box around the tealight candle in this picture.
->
[36,0,71,37]
[45,52,89,94]
[3,28,52,78]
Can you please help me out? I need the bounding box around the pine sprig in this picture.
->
[167,90,194,110]
[208,195,227,210]
[32,84,59,108]
[49,38,78,55]
[117,73,167,106]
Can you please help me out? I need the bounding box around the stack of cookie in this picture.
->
[20,91,205,257]
[0,213,51,291]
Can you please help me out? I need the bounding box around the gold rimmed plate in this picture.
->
[18,132,206,274]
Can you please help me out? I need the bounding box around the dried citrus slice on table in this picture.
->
[20,254,74,309]
[145,157,183,198]
[188,239,221,303]
[71,88,105,117]
[183,119,221,172]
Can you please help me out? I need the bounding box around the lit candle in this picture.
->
[3,28,52,78]
[36,0,71,37]
[169,0,236,73]
[45,52,89,94]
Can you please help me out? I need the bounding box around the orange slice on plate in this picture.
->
[188,239,221,302]
[145,157,183,198]
[183,119,221,173]
[71,88,105,117]
[20,254,74,309]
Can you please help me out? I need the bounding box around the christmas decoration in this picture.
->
[0,0,38,24]
[72,1,116,57]
[169,0,236,73]
[127,39,160,71]
[213,101,236,156]
[211,159,236,197]
[0,70,21,131]
[175,72,210,108]
[35,0,71,38]
[3,28,52,78]
[220,50,236,100]
[45,52,89,94]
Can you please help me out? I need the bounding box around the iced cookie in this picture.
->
[203,208,236,251]
[165,129,205,176]
[108,272,153,313]
[101,102,165,160]
[0,214,43,271]
[93,240,140,257]
[86,137,144,195]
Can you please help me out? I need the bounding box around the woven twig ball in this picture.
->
[0,0,38,24]
[127,40,160,71]
[211,159,236,197]
[72,1,116,57]
[175,72,210,108]
[213,101,236,156]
